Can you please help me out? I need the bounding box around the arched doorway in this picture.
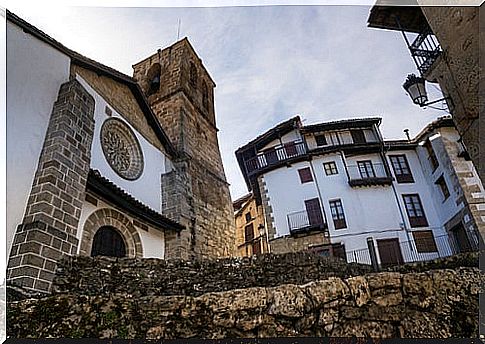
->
[90,226,127,258]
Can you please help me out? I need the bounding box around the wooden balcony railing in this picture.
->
[347,163,392,187]
[245,141,307,175]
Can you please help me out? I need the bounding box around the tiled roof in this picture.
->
[232,193,252,212]
[235,116,302,154]
[87,170,184,232]
[300,117,382,133]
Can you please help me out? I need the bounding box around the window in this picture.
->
[412,230,438,253]
[329,199,347,229]
[424,139,439,171]
[298,167,313,183]
[323,162,338,175]
[357,160,376,179]
[245,212,252,223]
[389,155,414,183]
[315,134,327,146]
[189,62,198,87]
[146,63,161,96]
[435,175,450,200]
[244,224,254,243]
[350,129,366,144]
[403,194,428,227]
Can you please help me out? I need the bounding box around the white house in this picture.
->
[236,115,484,266]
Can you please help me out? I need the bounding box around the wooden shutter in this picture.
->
[298,168,313,183]
[244,224,254,242]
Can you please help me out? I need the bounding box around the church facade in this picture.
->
[6,11,235,292]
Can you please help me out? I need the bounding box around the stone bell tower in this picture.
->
[133,38,235,259]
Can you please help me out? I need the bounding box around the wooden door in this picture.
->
[91,226,127,258]
[377,238,403,267]
[305,198,324,227]
[264,148,278,165]
[284,142,298,157]
[350,129,366,144]
[452,223,472,253]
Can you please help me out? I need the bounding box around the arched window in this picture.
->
[146,63,161,96]
[202,81,209,110]
[91,226,127,258]
[189,62,198,88]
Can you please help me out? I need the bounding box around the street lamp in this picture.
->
[403,73,451,108]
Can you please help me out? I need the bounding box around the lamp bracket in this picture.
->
[419,96,452,108]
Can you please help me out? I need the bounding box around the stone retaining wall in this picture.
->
[52,252,374,297]
[7,266,481,338]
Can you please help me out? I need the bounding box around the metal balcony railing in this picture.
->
[409,28,442,76]
[343,232,477,269]
[347,163,392,187]
[287,209,327,234]
[245,141,307,175]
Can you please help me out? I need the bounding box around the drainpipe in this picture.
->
[390,181,414,251]
[308,158,329,243]
[261,202,271,254]
[338,150,351,182]
[376,122,413,250]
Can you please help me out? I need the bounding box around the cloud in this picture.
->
[7,5,446,200]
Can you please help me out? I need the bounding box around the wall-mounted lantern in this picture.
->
[403,74,451,108]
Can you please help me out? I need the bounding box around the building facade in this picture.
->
[233,193,269,257]
[367,5,482,188]
[6,11,235,293]
[235,115,484,266]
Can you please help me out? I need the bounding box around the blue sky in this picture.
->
[7,4,446,200]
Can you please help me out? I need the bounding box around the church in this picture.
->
[6,11,236,293]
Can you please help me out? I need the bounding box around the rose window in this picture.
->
[100,118,144,180]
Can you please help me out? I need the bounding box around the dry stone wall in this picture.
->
[52,252,373,297]
[7,265,481,339]
[6,252,482,339]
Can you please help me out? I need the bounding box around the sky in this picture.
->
[5,3,447,201]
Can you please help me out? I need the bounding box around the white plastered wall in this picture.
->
[75,74,168,213]
[6,21,71,258]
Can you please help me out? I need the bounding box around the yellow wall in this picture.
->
[234,197,268,257]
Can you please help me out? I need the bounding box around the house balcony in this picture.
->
[287,209,328,235]
[245,140,307,176]
[367,6,442,77]
[347,163,393,187]
[408,27,442,76]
